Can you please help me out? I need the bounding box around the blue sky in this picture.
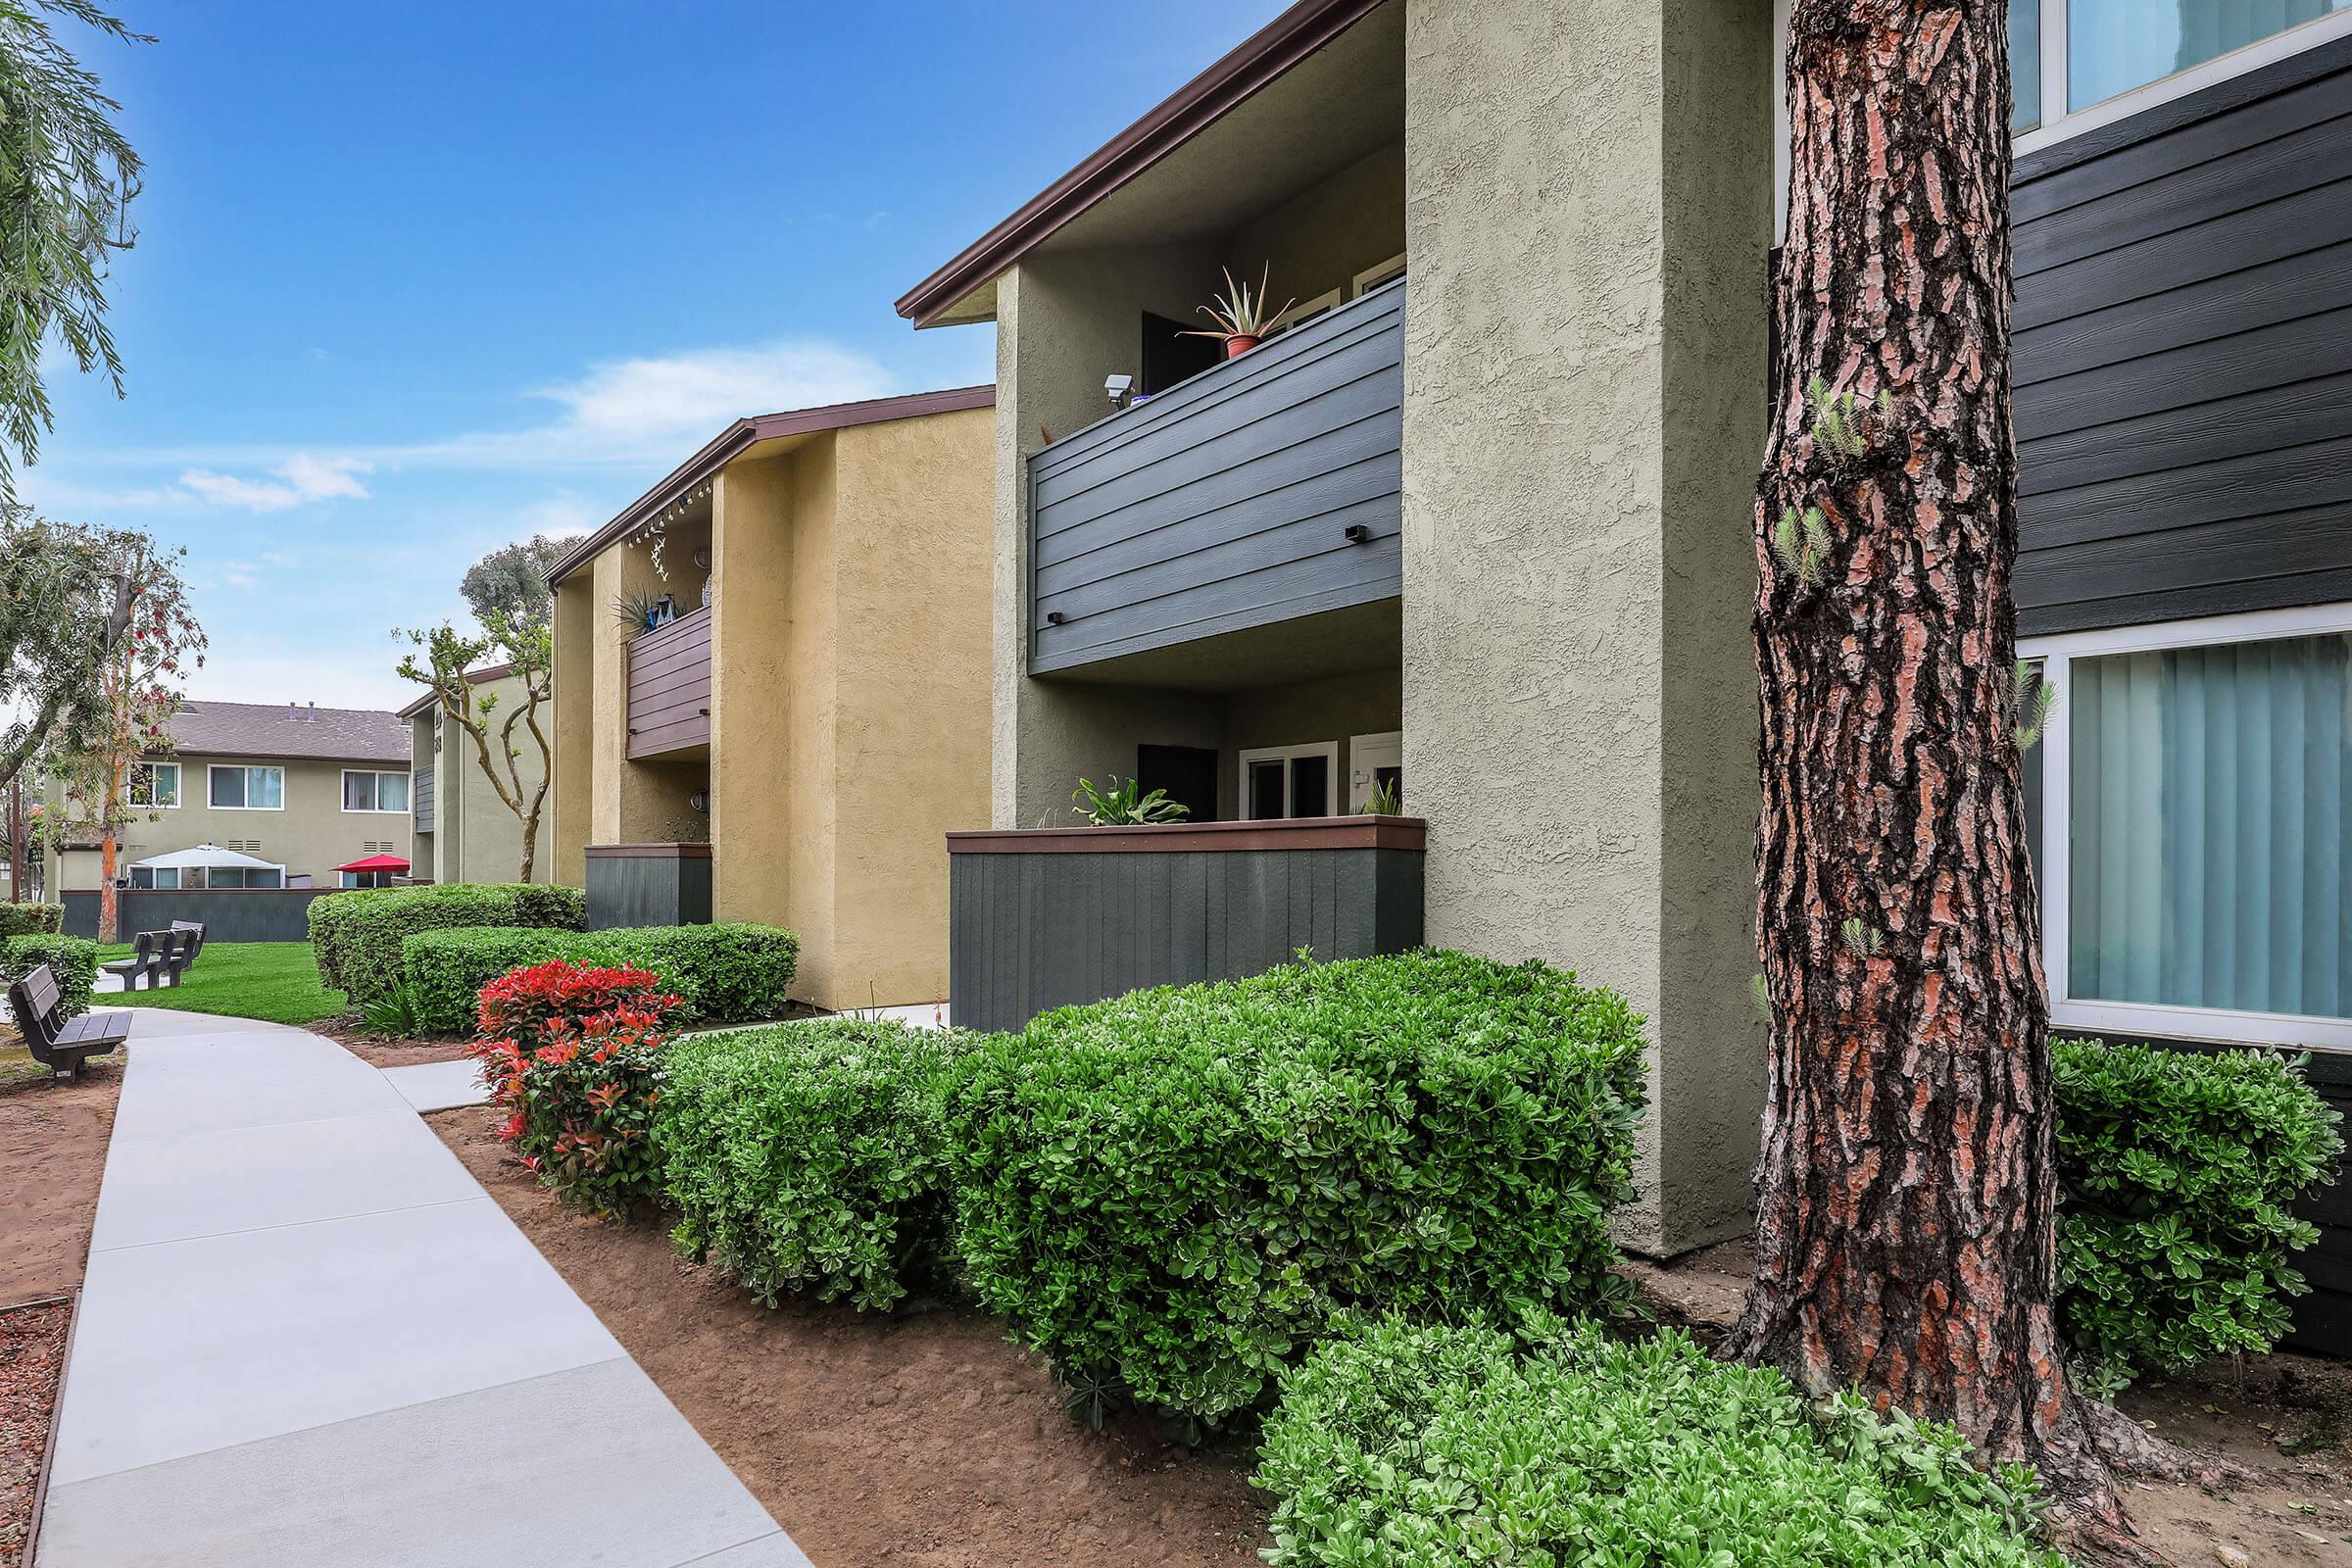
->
[24,0,1271,709]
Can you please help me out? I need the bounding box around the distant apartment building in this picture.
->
[54,701,412,892]
[403,664,550,886]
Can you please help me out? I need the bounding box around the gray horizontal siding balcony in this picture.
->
[1028,277,1402,674]
[414,766,434,833]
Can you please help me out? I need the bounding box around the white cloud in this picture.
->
[403,339,897,468]
[178,453,373,512]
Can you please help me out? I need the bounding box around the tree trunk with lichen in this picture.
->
[1731,1,2139,1554]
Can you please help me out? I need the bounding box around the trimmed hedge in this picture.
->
[1256,1315,2061,1568]
[2055,1038,2343,1386]
[0,904,63,939]
[660,1020,966,1312]
[308,883,583,1005]
[944,950,1648,1427]
[1,934,101,1022]
[403,922,800,1034]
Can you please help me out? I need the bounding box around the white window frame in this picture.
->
[1238,742,1339,820]
[208,763,286,811]
[1351,254,1405,297]
[1348,730,1403,814]
[127,760,180,810]
[340,768,412,814]
[1269,286,1342,335]
[2023,602,2352,1053]
[2017,3,2352,156]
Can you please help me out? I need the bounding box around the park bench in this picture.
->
[171,920,208,969]
[6,963,129,1080]
[99,929,191,992]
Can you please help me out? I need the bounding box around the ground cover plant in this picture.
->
[2054,1038,2344,1390]
[470,959,682,1217]
[945,950,1647,1428]
[89,940,345,1026]
[1255,1314,2064,1568]
[660,1019,966,1312]
[403,922,798,1033]
[0,934,97,1019]
[307,882,583,1006]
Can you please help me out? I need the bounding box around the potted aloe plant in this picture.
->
[1183,264,1293,359]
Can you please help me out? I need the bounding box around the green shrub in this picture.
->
[401,922,800,1034]
[498,997,679,1218]
[660,1020,966,1313]
[308,883,585,1005]
[1,934,101,1022]
[0,904,63,939]
[1256,1314,2062,1568]
[944,950,1647,1427]
[2055,1038,2343,1386]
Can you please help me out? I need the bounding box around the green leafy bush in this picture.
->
[660,1020,966,1312]
[2055,1038,2343,1385]
[944,950,1647,1427]
[402,922,799,1034]
[1256,1314,2063,1568]
[1,934,101,1021]
[307,883,585,1006]
[0,904,63,939]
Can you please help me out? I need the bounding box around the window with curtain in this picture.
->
[343,770,410,811]
[2068,630,2351,1022]
[2068,0,2349,111]
[211,765,284,809]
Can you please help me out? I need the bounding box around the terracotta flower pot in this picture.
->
[1224,334,1259,359]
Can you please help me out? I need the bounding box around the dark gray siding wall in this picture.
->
[949,846,1423,1033]
[414,766,435,834]
[62,888,334,944]
[2013,37,2352,634]
[1028,279,1403,673]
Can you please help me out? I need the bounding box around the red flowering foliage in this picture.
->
[466,960,681,1216]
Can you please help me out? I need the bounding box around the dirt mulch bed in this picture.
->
[0,1299,72,1564]
[1625,1243,2352,1566]
[306,1013,473,1070]
[429,1105,1267,1568]
[0,1038,122,1561]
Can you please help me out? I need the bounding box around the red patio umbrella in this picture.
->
[331,854,411,874]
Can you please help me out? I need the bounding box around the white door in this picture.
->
[1349,731,1402,814]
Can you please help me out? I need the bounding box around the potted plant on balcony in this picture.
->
[1183,264,1293,360]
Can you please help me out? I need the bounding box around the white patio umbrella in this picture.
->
[131,844,278,872]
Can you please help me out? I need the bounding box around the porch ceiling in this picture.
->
[1038,596,1399,693]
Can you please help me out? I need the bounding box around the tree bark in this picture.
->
[1731,1,2133,1550]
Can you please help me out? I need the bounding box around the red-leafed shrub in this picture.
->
[467,960,682,1217]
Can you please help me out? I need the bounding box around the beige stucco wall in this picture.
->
[549,576,595,888]
[988,251,1234,829]
[1401,0,1772,1255]
[413,672,549,885]
[1222,139,1404,318]
[61,754,412,890]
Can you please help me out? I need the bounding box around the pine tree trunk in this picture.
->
[1732,0,2130,1545]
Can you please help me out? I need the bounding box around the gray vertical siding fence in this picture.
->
[414,765,436,833]
[1027,278,1404,673]
[947,816,1425,1034]
[584,843,712,930]
[60,887,338,943]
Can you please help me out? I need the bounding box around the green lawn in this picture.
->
[94,940,348,1026]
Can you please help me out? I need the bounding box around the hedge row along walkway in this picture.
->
[37,1007,807,1567]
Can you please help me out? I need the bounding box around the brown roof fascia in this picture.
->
[894,0,1385,328]
[544,385,996,587]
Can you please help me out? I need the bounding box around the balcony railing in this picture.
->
[625,605,711,760]
[1027,277,1403,673]
[414,765,434,833]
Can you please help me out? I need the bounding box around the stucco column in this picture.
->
[1401,0,1772,1254]
[550,582,593,886]
[989,255,1230,830]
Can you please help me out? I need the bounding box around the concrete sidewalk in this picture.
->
[38,1008,808,1567]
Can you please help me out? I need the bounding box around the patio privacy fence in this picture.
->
[61,887,338,943]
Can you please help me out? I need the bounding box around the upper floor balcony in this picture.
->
[1028,276,1402,675]
[625,604,711,760]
